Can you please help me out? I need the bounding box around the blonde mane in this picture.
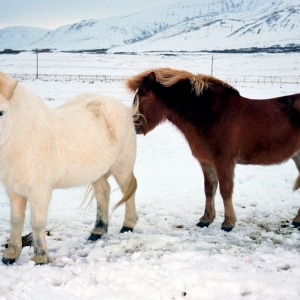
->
[126,67,238,96]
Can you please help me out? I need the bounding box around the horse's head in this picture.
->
[0,71,18,147]
[128,71,168,135]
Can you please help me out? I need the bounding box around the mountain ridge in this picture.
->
[0,0,299,53]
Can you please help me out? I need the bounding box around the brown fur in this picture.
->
[126,67,300,231]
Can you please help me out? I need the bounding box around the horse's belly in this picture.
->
[54,168,105,189]
[238,146,299,165]
[53,156,114,189]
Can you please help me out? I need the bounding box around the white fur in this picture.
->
[0,71,137,264]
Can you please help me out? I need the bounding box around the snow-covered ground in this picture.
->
[0,52,300,299]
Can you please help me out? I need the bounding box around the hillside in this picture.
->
[0,26,48,50]
[0,0,299,53]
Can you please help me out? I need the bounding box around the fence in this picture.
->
[223,75,299,86]
[8,73,300,86]
[8,73,126,83]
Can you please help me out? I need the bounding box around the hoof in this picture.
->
[221,225,233,232]
[87,233,102,241]
[292,220,300,228]
[196,221,211,228]
[2,258,15,265]
[120,226,133,233]
[35,262,45,266]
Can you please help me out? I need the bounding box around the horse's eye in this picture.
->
[0,111,4,116]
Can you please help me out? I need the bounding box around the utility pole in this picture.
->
[211,55,214,76]
[36,49,39,79]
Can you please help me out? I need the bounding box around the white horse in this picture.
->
[0,71,138,265]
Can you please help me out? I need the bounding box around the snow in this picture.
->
[110,1,300,53]
[0,26,48,50]
[0,0,299,52]
[0,52,300,299]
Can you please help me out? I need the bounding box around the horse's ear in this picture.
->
[148,72,156,83]
[0,71,18,99]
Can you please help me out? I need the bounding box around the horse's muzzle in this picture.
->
[135,124,143,134]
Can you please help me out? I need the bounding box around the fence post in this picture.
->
[36,50,38,79]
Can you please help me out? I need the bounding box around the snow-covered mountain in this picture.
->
[112,0,300,52]
[0,0,299,53]
[0,26,48,50]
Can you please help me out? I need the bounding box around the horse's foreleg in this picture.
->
[2,192,27,265]
[113,171,138,233]
[29,191,52,265]
[197,163,218,228]
[88,176,111,241]
[215,162,236,232]
[291,152,300,227]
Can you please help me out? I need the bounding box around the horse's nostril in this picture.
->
[0,111,4,116]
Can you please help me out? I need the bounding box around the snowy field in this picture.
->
[0,52,300,299]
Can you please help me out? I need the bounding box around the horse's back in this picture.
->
[59,93,127,112]
[56,93,132,134]
[60,93,131,124]
[50,93,136,188]
[221,94,300,165]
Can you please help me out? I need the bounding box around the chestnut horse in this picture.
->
[126,67,300,232]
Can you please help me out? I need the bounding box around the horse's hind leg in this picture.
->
[110,124,138,233]
[291,152,300,227]
[197,163,218,228]
[2,192,27,265]
[88,175,111,241]
[112,170,138,233]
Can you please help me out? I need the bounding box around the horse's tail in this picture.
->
[293,175,300,191]
[113,172,137,210]
[80,172,111,209]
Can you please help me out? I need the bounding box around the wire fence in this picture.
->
[8,73,300,86]
[9,73,126,83]
[223,75,299,86]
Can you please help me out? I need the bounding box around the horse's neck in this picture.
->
[9,85,53,140]
[167,112,187,132]
[13,85,50,117]
[0,85,53,171]
[165,93,203,142]
[167,111,201,153]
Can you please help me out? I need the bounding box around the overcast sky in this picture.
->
[0,0,181,30]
